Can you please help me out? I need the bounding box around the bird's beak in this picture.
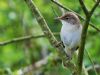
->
[54,17,61,20]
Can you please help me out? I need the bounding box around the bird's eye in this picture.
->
[66,17,69,19]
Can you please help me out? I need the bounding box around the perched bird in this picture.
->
[57,12,82,60]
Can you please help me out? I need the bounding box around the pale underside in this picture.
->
[60,20,82,57]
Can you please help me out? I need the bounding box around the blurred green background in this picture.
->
[0,0,100,75]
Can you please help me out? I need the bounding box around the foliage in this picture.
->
[0,0,100,75]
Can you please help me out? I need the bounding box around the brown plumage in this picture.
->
[58,12,80,25]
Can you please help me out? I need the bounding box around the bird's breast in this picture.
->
[60,25,82,48]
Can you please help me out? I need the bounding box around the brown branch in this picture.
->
[0,33,59,46]
[24,0,76,73]
[24,0,59,49]
[51,0,100,32]
[77,0,100,75]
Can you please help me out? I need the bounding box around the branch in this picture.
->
[93,0,100,6]
[54,0,65,14]
[24,0,76,72]
[0,33,59,46]
[0,30,97,46]
[90,0,100,15]
[77,0,100,75]
[51,0,100,32]
[16,53,59,75]
[86,64,100,72]
[77,17,90,75]
[24,0,59,49]
[85,49,98,75]
[79,0,89,16]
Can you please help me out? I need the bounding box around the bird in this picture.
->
[57,12,82,60]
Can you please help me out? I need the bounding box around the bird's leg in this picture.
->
[61,48,76,68]
[65,48,72,60]
[71,46,79,51]
[61,41,65,48]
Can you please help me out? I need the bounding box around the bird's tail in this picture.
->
[64,48,72,60]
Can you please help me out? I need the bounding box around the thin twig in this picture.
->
[0,33,59,46]
[79,0,89,16]
[54,0,65,14]
[51,0,100,32]
[93,0,100,6]
[85,49,98,75]
[86,64,100,72]
[90,0,100,15]
[50,4,59,17]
